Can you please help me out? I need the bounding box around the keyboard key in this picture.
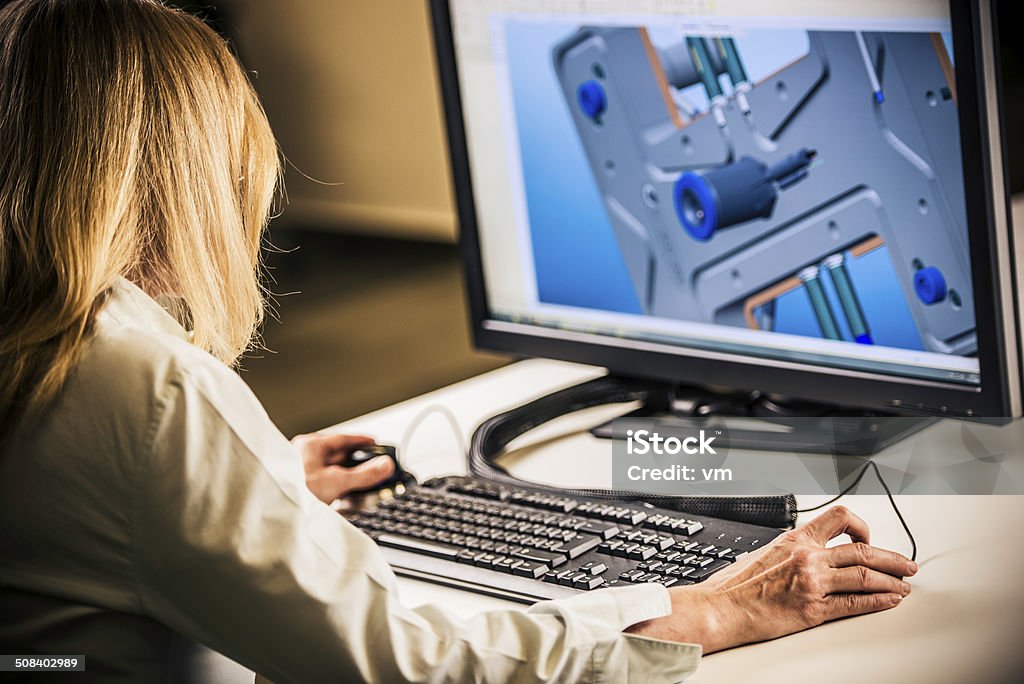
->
[574,575,605,590]
[449,482,504,500]
[492,557,522,574]
[542,570,561,584]
[658,577,678,587]
[563,571,589,587]
[549,499,578,514]
[456,549,480,564]
[688,560,730,582]
[511,548,568,568]
[678,521,704,535]
[578,522,620,539]
[661,517,688,532]
[377,534,460,560]
[556,570,578,586]
[627,545,657,561]
[552,536,600,559]
[652,536,676,551]
[473,553,499,568]
[621,510,648,525]
[578,562,608,575]
[513,561,549,579]
[619,569,644,583]
[642,514,670,530]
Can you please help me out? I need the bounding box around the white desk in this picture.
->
[328,359,1024,683]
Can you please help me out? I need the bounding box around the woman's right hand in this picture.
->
[627,505,917,653]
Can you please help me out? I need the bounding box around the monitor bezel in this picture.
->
[430,0,1021,418]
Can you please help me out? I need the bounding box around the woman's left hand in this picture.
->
[292,432,396,503]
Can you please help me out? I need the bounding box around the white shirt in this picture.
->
[0,279,702,683]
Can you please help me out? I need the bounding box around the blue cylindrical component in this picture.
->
[716,37,748,85]
[577,80,606,119]
[686,37,723,100]
[799,266,842,341]
[674,172,719,241]
[673,157,776,241]
[824,254,873,345]
[673,150,815,240]
[914,266,948,304]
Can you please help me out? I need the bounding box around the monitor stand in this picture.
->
[589,382,936,456]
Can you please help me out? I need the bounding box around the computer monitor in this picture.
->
[431,0,1022,420]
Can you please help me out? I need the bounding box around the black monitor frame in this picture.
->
[430,0,1021,418]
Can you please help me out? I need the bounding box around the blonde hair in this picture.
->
[0,0,280,433]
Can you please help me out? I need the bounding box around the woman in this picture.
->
[0,1,916,682]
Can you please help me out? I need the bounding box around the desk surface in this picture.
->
[328,359,1024,683]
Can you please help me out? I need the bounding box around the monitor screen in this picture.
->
[447,0,980,388]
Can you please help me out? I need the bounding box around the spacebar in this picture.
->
[378,534,460,559]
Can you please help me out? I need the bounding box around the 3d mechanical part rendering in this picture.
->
[552,26,975,355]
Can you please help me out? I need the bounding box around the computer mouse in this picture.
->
[346,444,414,494]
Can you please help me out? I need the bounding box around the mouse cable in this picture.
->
[797,460,917,562]
[400,403,468,465]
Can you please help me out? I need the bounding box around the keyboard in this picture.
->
[345,476,782,603]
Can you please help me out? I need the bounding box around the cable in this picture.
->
[798,460,917,561]
[400,403,468,465]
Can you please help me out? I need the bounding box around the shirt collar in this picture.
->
[98,277,192,343]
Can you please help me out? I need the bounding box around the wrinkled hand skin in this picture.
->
[627,506,918,653]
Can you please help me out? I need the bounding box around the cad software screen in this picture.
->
[449,0,979,386]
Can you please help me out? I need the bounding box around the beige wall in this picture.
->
[226,0,457,242]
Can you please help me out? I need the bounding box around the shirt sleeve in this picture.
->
[133,363,702,683]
